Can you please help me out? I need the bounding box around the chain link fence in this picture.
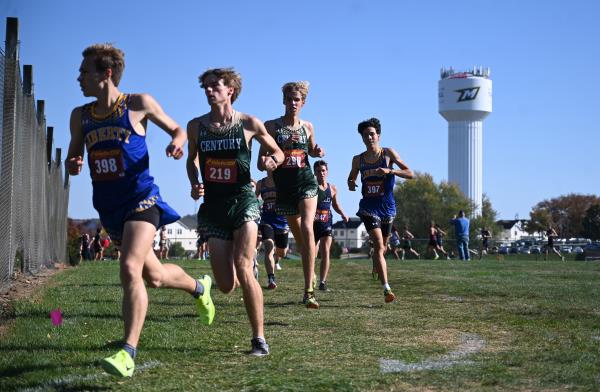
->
[0,18,69,290]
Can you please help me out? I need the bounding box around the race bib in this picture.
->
[205,158,238,183]
[89,148,125,181]
[364,180,384,197]
[315,209,330,223]
[263,201,276,212]
[283,149,306,168]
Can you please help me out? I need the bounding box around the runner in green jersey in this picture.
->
[260,81,324,309]
[187,68,284,356]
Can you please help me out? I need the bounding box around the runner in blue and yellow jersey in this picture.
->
[187,68,284,357]
[347,118,414,303]
[313,160,348,292]
[256,173,289,290]
[66,44,214,378]
[260,81,325,309]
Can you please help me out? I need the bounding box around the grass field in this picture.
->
[1,257,599,391]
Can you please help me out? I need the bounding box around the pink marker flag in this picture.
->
[50,308,62,326]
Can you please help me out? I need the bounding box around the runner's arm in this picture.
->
[66,107,85,175]
[138,93,186,159]
[384,147,414,179]
[347,155,360,191]
[331,184,349,222]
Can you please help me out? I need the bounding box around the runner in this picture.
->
[256,173,290,290]
[479,227,491,260]
[435,224,450,260]
[187,67,284,356]
[159,226,169,259]
[401,225,420,260]
[387,225,402,260]
[347,118,414,302]
[544,225,565,261]
[66,43,214,377]
[261,81,324,308]
[313,160,349,291]
[427,221,440,260]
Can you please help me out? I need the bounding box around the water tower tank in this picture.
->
[438,66,492,216]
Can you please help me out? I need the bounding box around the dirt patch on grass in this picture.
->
[0,264,67,337]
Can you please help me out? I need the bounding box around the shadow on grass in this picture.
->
[0,359,97,379]
[61,283,121,287]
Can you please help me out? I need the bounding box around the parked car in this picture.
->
[509,247,519,254]
[518,246,531,254]
[530,246,542,254]
[573,246,584,254]
[560,246,572,254]
[498,246,510,255]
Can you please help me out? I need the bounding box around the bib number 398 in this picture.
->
[89,149,125,181]
[205,158,238,183]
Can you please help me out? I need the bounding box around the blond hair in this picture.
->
[282,81,310,101]
[199,68,243,103]
[82,43,125,86]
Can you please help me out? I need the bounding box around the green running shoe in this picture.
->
[100,349,135,377]
[196,275,215,325]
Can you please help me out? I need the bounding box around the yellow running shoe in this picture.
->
[100,349,135,377]
[196,275,215,325]
[384,289,396,303]
[303,291,320,309]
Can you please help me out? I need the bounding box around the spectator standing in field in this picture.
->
[450,210,470,261]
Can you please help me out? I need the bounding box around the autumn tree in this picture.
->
[528,194,600,238]
[582,203,600,240]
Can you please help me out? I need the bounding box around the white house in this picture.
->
[496,219,542,241]
[154,220,197,252]
[331,218,368,249]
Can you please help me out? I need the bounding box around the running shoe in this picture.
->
[267,279,277,290]
[302,291,320,309]
[100,349,135,377]
[384,288,396,303]
[250,338,270,356]
[434,255,440,260]
[275,262,282,271]
[196,275,215,325]
[318,281,328,292]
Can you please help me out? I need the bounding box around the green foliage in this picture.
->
[330,240,343,259]
[582,203,600,240]
[168,241,186,258]
[528,194,600,237]
[393,172,482,239]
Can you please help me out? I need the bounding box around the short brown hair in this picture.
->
[282,81,309,102]
[199,68,242,103]
[313,160,328,172]
[82,43,125,86]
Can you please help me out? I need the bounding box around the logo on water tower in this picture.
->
[455,87,480,102]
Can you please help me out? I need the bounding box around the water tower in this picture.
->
[438,66,492,216]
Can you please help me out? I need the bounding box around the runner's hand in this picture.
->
[313,144,325,157]
[66,156,84,175]
[259,155,278,172]
[166,142,184,159]
[191,183,204,200]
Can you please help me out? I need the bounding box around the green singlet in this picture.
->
[272,119,318,216]
[196,112,260,240]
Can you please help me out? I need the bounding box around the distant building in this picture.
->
[331,218,368,249]
[496,219,542,241]
[154,220,197,252]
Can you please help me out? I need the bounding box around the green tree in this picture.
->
[330,240,343,259]
[168,242,186,258]
[394,172,482,239]
[582,204,600,240]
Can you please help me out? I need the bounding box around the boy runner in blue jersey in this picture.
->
[313,160,348,291]
[186,68,284,356]
[256,173,290,289]
[347,118,414,302]
[66,44,214,377]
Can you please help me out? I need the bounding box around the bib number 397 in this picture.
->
[205,158,238,183]
[364,180,384,197]
[89,149,125,181]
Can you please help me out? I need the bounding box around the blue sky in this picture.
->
[2,0,598,220]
